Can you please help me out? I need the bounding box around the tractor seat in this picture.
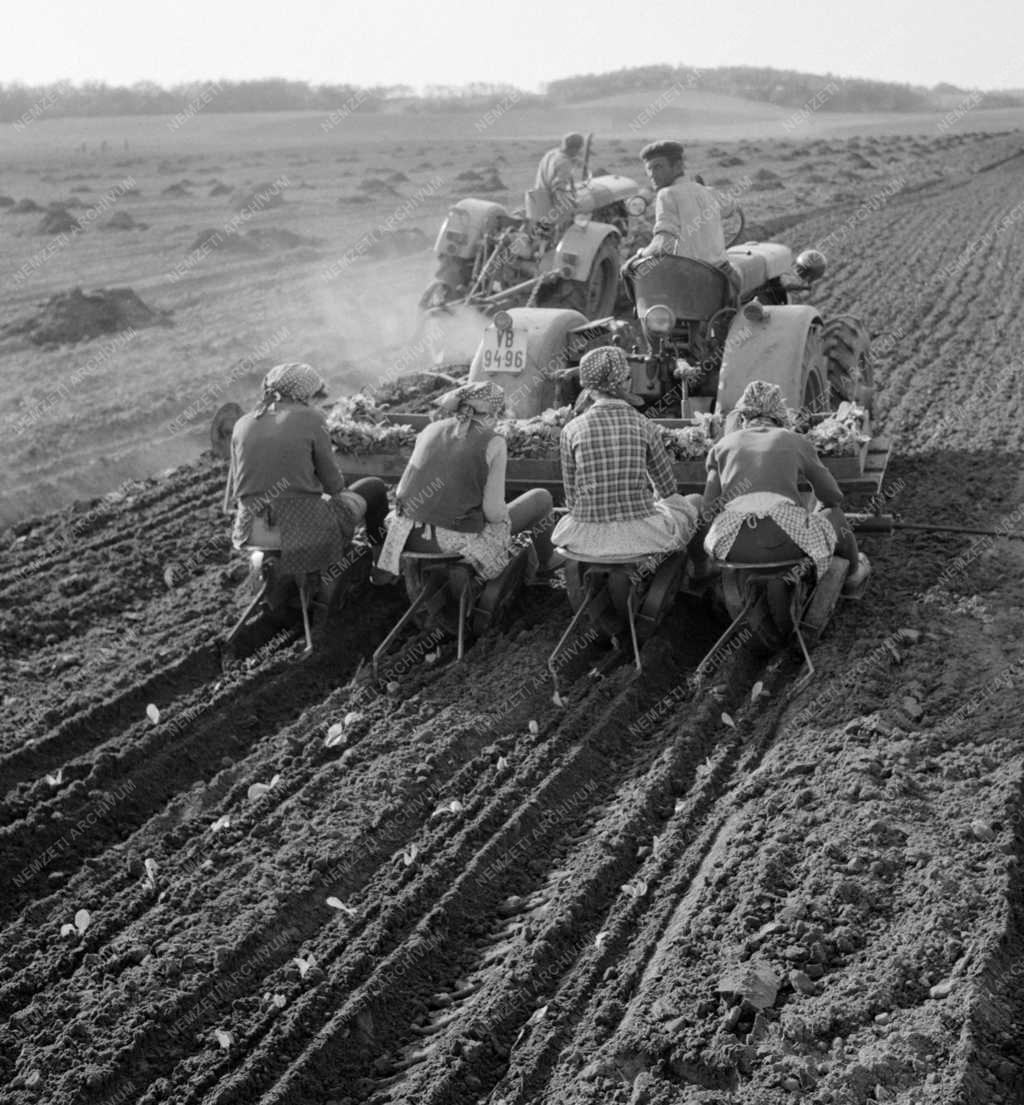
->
[400,551,467,564]
[558,548,647,567]
[717,557,811,581]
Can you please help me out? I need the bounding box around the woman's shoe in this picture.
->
[536,552,567,578]
[842,552,871,596]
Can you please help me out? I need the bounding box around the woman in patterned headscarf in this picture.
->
[551,346,703,560]
[699,379,870,592]
[223,362,389,595]
[377,381,558,580]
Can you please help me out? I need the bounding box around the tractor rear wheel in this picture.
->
[539,238,620,319]
[799,321,829,420]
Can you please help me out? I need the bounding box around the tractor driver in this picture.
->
[695,380,871,593]
[629,140,741,299]
[534,132,587,231]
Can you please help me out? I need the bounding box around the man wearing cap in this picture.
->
[377,381,559,581]
[551,346,703,560]
[534,133,586,224]
[224,361,389,598]
[632,140,741,297]
[698,379,870,593]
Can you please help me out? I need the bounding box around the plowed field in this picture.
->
[3,152,1024,1105]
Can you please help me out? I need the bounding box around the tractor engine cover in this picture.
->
[574,174,641,214]
[434,198,509,260]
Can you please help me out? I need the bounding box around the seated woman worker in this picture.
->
[377,381,559,580]
[699,379,870,593]
[223,362,389,596]
[551,346,703,559]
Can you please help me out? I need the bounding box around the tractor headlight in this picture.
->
[493,310,513,332]
[625,195,647,216]
[643,305,675,334]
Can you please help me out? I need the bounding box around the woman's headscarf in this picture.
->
[579,346,631,396]
[435,381,506,437]
[255,362,327,418]
[733,380,793,427]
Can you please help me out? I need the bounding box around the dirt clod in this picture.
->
[2,286,173,346]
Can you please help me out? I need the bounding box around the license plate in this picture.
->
[479,325,528,374]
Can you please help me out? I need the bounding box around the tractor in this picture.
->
[419,171,650,325]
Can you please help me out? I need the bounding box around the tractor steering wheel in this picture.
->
[725,206,746,249]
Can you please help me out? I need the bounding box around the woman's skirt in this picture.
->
[379,513,512,580]
[232,492,363,577]
[551,493,701,560]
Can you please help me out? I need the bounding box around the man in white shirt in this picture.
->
[634,140,741,297]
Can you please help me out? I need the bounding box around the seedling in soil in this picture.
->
[60,909,91,938]
[751,681,765,702]
[324,723,347,748]
[272,993,287,1008]
[146,703,160,725]
[247,774,281,802]
[528,720,539,735]
[326,896,357,916]
[211,815,231,832]
[595,930,608,949]
[496,756,509,771]
[144,858,159,889]
[399,843,419,866]
[622,878,648,900]
[293,954,316,978]
[721,712,736,729]
[45,767,63,787]
[24,1071,41,1089]
[214,1029,232,1050]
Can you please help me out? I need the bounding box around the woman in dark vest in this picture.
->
[378,381,558,579]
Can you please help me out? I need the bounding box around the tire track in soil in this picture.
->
[0,590,589,1097]
[170,638,766,1105]
[0,580,404,923]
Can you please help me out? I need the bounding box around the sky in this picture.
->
[2,0,1022,92]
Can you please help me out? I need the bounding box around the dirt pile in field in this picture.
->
[358,177,400,197]
[102,211,148,231]
[2,287,173,347]
[231,181,286,211]
[454,166,508,192]
[37,207,81,234]
[187,228,260,255]
[208,182,232,196]
[10,197,42,213]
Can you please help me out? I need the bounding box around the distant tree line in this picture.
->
[544,64,1024,113]
[1,67,1020,124]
